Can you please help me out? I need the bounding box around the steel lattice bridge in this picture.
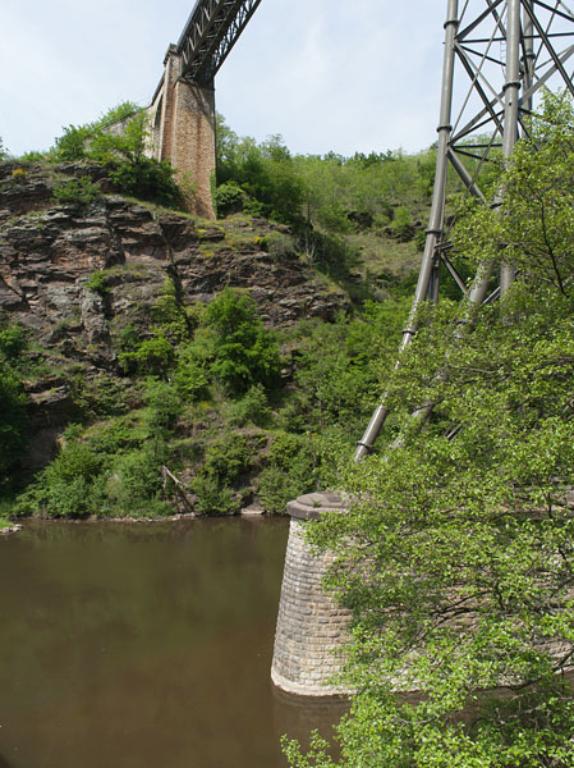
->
[176,0,262,85]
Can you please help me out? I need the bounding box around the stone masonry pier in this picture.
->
[271,493,354,697]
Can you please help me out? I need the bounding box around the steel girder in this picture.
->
[356,0,574,460]
[176,0,263,85]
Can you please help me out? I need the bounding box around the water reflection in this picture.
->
[0,519,345,768]
[273,687,348,756]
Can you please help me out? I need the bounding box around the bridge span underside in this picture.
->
[146,0,262,218]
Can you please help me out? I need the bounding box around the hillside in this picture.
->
[0,159,413,520]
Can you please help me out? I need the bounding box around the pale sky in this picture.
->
[1,0,443,158]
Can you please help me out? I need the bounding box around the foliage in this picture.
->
[54,124,94,161]
[192,434,254,516]
[0,324,27,360]
[217,117,305,225]
[215,181,247,216]
[119,336,174,377]
[53,177,101,206]
[193,288,281,395]
[0,137,8,161]
[0,322,28,488]
[85,270,110,297]
[53,104,181,207]
[258,432,318,514]
[143,380,181,433]
[0,370,27,488]
[286,93,574,768]
[223,384,271,427]
[53,102,141,162]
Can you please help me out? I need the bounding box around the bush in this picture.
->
[144,380,181,433]
[389,205,415,241]
[258,432,317,514]
[53,177,100,206]
[85,270,109,296]
[0,371,27,486]
[34,442,104,518]
[192,473,239,516]
[0,324,26,360]
[203,435,252,485]
[105,443,169,516]
[53,105,182,208]
[224,384,271,427]
[203,289,281,394]
[173,347,210,401]
[119,336,174,376]
[216,181,246,216]
[54,125,94,161]
[110,157,181,207]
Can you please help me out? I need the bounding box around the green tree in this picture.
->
[286,93,574,767]
[195,288,281,395]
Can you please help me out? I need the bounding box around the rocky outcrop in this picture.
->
[0,166,348,358]
[0,164,349,470]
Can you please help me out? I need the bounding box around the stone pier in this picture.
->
[147,46,216,219]
[271,492,354,697]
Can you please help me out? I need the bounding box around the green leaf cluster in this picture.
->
[288,93,574,767]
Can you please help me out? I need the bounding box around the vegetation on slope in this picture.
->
[285,94,574,768]
[0,102,431,521]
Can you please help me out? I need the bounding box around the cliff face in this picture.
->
[0,163,348,474]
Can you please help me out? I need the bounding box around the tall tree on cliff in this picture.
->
[286,93,574,767]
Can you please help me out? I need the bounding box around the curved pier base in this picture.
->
[271,492,353,697]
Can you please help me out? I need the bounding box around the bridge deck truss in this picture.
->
[177,0,263,85]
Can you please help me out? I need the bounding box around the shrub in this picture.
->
[215,181,246,216]
[119,336,174,376]
[35,442,104,518]
[258,432,317,514]
[110,157,181,207]
[85,270,109,296]
[224,384,271,427]
[260,232,297,260]
[54,124,93,161]
[144,380,181,433]
[11,168,27,181]
[173,347,210,401]
[389,205,415,241]
[203,288,281,394]
[0,324,26,360]
[105,443,169,516]
[53,177,100,206]
[191,473,239,516]
[203,434,252,485]
[0,371,27,486]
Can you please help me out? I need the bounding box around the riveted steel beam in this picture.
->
[176,0,263,85]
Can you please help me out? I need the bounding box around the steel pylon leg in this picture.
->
[355,0,574,461]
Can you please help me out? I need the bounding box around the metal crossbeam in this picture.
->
[176,0,263,84]
[356,0,574,461]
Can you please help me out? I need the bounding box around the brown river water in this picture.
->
[0,519,346,768]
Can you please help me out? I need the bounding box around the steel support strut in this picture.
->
[355,0,574,460]
[355,0,460,462]
[500,0,522,293]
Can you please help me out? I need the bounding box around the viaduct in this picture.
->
[147,0,574,698]
[145,0,262,219]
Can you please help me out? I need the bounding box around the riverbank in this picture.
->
[0,519,22,536]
